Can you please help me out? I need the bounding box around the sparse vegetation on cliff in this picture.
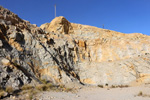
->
[137,91,150,97]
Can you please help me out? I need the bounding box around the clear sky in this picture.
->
[0,0,150,35]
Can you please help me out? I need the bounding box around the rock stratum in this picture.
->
[0,6,150,90]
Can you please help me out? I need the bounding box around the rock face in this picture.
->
[41,17,150,86]
[0,6,150,89]
[0,6,41,89]
[40,16,73,34]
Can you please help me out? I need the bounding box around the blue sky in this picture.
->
[0,0,150,35]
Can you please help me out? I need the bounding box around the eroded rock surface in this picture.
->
[0,6,150,90]
[0,6,80,90]
[41,16,150,86]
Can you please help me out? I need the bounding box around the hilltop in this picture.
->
[0,6,150,99]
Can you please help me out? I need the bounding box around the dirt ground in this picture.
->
[35,84,150,100]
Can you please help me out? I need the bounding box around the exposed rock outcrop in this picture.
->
[0,6,80,90]
[0,6,150,91]
[0,6,41,90]
[40,16,74,34]
[41,16,150,86]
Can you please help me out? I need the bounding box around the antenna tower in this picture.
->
[55,4,56,18]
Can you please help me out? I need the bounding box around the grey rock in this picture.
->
[0,40,3,47]
[1,58,10,66]
[0,6,150,90]
[9,32,24,42]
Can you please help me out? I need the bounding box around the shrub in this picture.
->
[111,85,116,88]
[110,85,129,88]
[27,89,38,100]
[137,91,150,97]
[138,91,143,96]
[98,85,103,88]
[0,86,6,98]
[59,85,65,89]
[0,91,5,98]
[21,84,33,90]
[35,84,48,91]
[40,79,47,84]
[65,88,73,92]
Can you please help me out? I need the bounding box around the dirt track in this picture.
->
[36,84,150,100]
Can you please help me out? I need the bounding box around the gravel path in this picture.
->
[36,84,150,100]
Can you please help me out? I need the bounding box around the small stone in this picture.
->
[50,96,54,99]
[76,95,80,97]
[0,40,3,47]
[10,95,16,99]
[33,24,37,27]
[1,58,10,66]
[3,92,8,97]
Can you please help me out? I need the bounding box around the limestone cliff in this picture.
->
[0,6,150,90]
[41,16,150,86]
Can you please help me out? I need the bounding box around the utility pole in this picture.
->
[54,4,56,18]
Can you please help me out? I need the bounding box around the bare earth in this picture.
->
[36,84,150,100]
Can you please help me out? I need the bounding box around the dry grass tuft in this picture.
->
[21,84,33,90]
[65,88,73,92]
[3,82,74,99]
[40,79,47,84]
[110,85,129,88]
[35,83,60,91]
[5,86,14,93]
[0,91,5,98]
[27,89,38,100]
[35,84,48,91]
[97,85,103,88]
[137,91,150,97]
[138,91,143,96]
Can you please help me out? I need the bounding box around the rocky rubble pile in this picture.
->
[0,6,150,93]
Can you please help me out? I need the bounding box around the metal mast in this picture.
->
[103,24,104,29]
[55,4,56,18]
